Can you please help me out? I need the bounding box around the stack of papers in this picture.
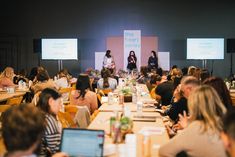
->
[139,126,165,135]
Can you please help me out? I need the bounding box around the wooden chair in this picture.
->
[97,93,102,102]
[64,105,79,119]
[90,109,100,121]
[150,87,157,99]
[59,87,73,104]
[57,111,77,128]
[231,95,235,106]
[59,87,73,95]
[31,91,41,106]
[0,137,6,157]
[99,89,112,96]
[6,96,23,106]
[0,104,11,113]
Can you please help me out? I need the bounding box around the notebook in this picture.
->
[60,128,105,157]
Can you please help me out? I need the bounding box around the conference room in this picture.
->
[1,1,235,157]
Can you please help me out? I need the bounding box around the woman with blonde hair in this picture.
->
[0,67,15,88]
[159,85,227,157]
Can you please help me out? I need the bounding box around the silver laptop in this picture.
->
[60,128,105,157]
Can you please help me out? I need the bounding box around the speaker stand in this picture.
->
[58,60,63,72]
[202,59,207,69]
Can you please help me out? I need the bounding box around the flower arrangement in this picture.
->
[118,69,128,78]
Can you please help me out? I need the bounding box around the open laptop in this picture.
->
[60,128,105,157]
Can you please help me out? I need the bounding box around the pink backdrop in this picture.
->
[106,36,158,71]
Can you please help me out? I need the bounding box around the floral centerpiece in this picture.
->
[121,86,132,102]
[110,115,133,143]
[120,116,133,140]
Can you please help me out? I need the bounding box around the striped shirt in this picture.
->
[40,114,61,156]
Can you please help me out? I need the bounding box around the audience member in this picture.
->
[221,110,235,157]
[55,70,69,88]
[13,69,28,84]
[159,85,227,157]
[2,103,68,157]
[137,66,150,84]
[187,66,196,76]
[28,67,38,82]
[70,74,98,114]
[155,74,174,106]
[164,76,199,122]
[181,67,188,76]
[97,68,117,90]
[203,77,233,110]
[157,67,163,76]
[0,67,16,88]
[30,69,59,94]
[200,68,210,82]
[36,88,63,156]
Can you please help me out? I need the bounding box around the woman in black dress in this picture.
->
[148,50,158,71]
[127,50,137,72]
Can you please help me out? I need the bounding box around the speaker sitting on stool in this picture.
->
[227,38,235,53]
[33,39,41,53]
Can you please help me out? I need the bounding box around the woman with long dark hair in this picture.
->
[36,88,63,156]
[203,77,233,110]
[148,50,158,70]
[97,68,117,90]
[70,74,98,114]
[127,50,137,72]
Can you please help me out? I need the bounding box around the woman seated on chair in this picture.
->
[31,69,59,94]
[97,68,117,91]
[36,88,63,156]
[70,74,98,114]
[0,67,16,88]
[159,85,227,157]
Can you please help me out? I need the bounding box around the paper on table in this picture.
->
[142,98,157,104]
[103,144,116,156]
[101,96,108,103]
[139,126,165,135]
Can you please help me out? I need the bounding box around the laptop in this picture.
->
[60,128,105,157]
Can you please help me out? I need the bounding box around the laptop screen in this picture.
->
[60,128,105,157]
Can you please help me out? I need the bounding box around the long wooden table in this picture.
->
[88,111,169,157]
[99,102,157,112]
[0,91,27,102]
[89,84,169,157]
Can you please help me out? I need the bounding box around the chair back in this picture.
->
[64,105,79,118]
[231,95,235,106]
[59,87,73,94]
[0,138,6,157]
[150,87,157,99]
[73,106,91,128]
[6,96,23,106]
[90,110,100,121]
[100,88,112,96]
[59,87,73,104]
[0,104,11,113]
[57,111,77,128]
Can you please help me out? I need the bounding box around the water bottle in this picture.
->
[132,87,137,104]
[18,80,23,89]
[136,101,143,117]
[132,92,137,104]
[108,92,114,105]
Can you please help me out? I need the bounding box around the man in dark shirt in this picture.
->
[164,76,200,122]
[155,76,174,106]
